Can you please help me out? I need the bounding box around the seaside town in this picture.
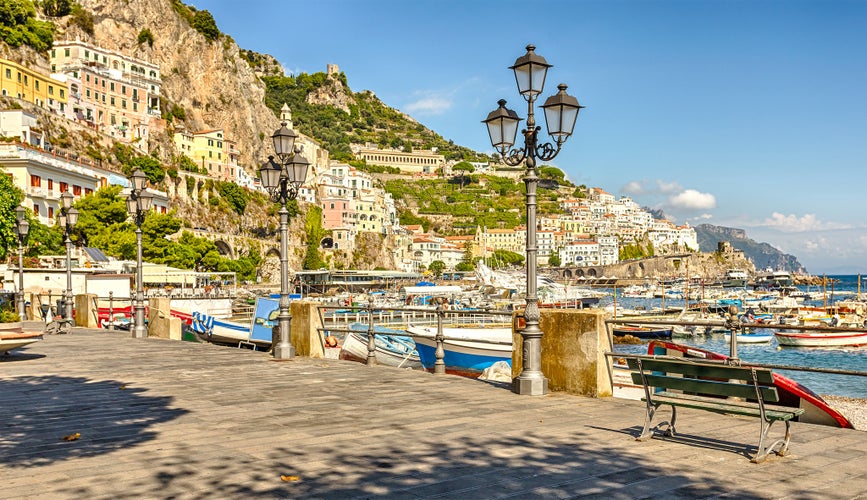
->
[2,1,867,498]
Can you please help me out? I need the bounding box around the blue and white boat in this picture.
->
[407,325,513,377]
[191,298,279,349]
[339,323,421,368]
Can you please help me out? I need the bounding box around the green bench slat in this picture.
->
[625,357,774,385]
[631,372,780,402]
[647,392,803,421]
[653,391,805,416]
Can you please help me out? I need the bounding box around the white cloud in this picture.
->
[404,96,452,116]
[758,212,853,233]
[667,189,717,210]
[656,180,683,194]
[621,181,645,195]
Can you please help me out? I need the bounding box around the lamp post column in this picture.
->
[273,204,294,359]
[17,239,25,319]
[64,233,74,323]
[133,224,147,338]
[514,108,548,396]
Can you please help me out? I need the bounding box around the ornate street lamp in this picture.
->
[13,206,30,319]
[259,120,310,360]
[483,44,584,395]
[59,191,78,323]
[126,169,153,339]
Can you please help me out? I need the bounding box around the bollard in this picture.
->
[366,295,376,366]
[108,291,114,330]
[434,302,445,375]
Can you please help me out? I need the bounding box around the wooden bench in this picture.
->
[623,354,805,463]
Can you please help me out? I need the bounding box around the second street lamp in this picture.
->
[126,169,153,339]
[483,44,584,396]
[13,206,30,319]
[259,119,310,360]
[59,191,78,324]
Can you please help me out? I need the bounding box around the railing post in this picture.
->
[108,291,114,330]
[366,295,376,366]
[434,302,445,375]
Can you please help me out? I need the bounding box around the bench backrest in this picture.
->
[626,356,780,403]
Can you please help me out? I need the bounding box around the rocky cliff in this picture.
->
[695,224,806,273]
[63,0,281,170]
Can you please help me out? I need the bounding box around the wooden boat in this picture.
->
[340,326,421,369]
[611,325,672,339]
[648,340,853,428]
[723,331,774,343]
[773,329,867,347]
[0,331,43,353]
[407,325,513,377]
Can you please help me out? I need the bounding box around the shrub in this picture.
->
[137,28,154,47]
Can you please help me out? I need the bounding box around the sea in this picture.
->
[604,274,867,398]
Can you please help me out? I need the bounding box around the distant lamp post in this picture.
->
[259,120,310,360]
[59,191,79,323]
[126,169,153,339]
[483,44,583,396]
[13,206,30,319]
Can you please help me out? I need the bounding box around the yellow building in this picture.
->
[173,129,239,181]
[0,58,68,112]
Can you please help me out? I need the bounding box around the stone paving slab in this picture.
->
[2,329,867,499]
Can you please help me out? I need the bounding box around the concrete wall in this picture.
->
[511,309,613,397]
[148,297,181,340]
[74,293,100,328]
[291,301,325,358]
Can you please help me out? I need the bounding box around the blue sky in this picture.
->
[193,0,867,274]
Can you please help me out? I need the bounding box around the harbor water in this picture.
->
[606,274,867,398]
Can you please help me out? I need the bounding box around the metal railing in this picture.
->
[317,298,513,375]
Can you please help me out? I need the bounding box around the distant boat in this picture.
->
[773,329,867,348]
[407,325,512,377]
[724,331,774,343]
[611,325,672,339]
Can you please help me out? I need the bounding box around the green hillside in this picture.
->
[261,72,489,163]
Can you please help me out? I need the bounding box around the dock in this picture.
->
[2,329,867,499]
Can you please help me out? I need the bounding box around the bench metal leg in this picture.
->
[752,419,791,463]
[637,403,676,441]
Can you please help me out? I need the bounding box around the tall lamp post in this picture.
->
[483,44,583,395]
[59,191,79,323]
[13,206,30,319]
[259,120,310,360]
[126,169,154,339]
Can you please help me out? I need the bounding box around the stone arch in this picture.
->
[563,269,573,279]
[587,268,598,278]
[265,247,280,257]
[214,240,234,259]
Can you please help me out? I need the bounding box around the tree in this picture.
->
[452,161,475,190]
[191,9,219,41]
[41,0,71,16]
[216,181,249,215]
[538,165,567,185]
[0,168,24,260]
[126,155,165,185]
[547,252,561,267]
[428,260,446,278]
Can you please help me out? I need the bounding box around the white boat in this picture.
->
[340,329,421,368]
[0,331,43,353]
[724,331,774,343]
[774,329,867,347]
[407,325,513,377]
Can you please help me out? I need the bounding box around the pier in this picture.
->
[2,329,867,498]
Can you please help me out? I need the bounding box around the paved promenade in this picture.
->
[2,329,867,499]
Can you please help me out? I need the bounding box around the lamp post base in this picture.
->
[512,373,548,396]
[273,343,295,360]
[132,326,147,339]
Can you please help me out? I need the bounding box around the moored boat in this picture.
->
[0,331,43,353]
[407,325,512,377]
[648,340,853,428]
[724,331,774,343]
[611,325,672,339]
[339,324,421,368]
[773,329,867,347]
